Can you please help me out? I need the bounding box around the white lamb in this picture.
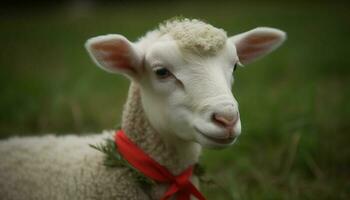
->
[0,18,286,200]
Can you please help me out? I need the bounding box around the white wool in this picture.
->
[159,18,227,55]
[137,18,227,55]
[0,131,149,200]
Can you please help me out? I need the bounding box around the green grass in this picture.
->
[0,1,349,199]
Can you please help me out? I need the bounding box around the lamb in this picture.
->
[0,18,286,200]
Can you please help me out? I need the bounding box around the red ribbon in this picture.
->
[115,130,206,200]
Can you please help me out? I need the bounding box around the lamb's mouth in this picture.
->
[194,127,235,144]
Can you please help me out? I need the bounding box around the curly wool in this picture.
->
[159,18,227,55]
[137,18,227,56]
[0,132,149,200]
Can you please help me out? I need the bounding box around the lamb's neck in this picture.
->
[121,83,202,175]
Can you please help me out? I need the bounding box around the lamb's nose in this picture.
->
[212,112,238,128]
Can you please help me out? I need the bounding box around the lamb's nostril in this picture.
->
[212,113,237,128]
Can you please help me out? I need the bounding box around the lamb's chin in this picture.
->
[194,128,237,149]
[198,138,237,149]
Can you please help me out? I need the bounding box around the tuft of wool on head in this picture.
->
[158,18,227,55]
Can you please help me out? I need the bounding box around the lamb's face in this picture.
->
[140,37,241,148]
[85,23,286,148]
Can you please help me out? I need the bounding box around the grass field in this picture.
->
[0,1,349,199]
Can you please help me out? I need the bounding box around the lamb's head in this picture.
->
[85,19,286,148]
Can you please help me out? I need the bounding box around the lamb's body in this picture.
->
[0,18,286,199]
[0,84,198,200]
[0,133,149,200]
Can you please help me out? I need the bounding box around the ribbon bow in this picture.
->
[115,130,206,200]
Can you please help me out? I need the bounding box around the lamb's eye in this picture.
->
[154,67,172,79]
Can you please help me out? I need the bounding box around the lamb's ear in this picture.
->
[229,27,286,65]
[85,34,142,79]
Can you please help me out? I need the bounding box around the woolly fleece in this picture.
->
[159,18,227,55]
[0,132,150,200]
[137,18,227,56]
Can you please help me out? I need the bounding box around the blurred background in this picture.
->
[0,0,349,199]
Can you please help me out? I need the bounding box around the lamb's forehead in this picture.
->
[158,19,228,55]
